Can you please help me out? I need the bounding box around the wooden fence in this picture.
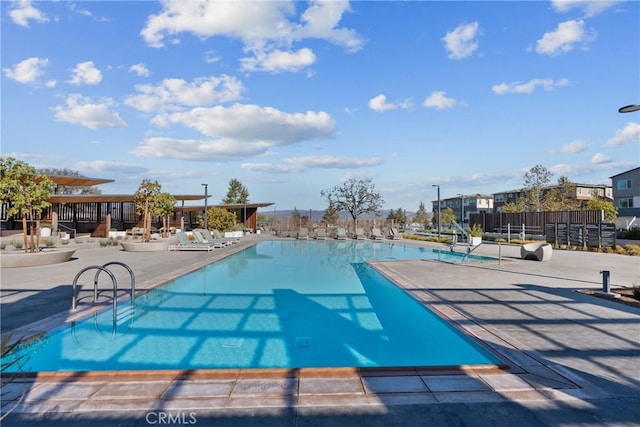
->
[469,210,604,236]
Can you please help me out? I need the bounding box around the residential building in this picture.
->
[432,194,494,224]
[492,183,612,212]
[609,166,640,217]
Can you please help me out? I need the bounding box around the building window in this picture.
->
[617,179,632,190]
[495,195,504,202]
[619,198,634,208]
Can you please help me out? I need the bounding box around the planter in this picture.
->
[108,231,126,239]
[0,249,76,268]
[225,231,243,238]
[470,236,482,246]
[120,240,169,252]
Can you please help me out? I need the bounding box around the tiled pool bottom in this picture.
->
[2,277,602,415]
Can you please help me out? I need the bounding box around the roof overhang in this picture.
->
[49,194,206,203]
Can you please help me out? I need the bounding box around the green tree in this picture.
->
[502,200,526,213]
[37,168,102,195]
[387,208,406,227]
[322,200,340,225]
[320,177,384,231]
[222,179,249,204]
[153,192,176,237]
[543,176,580,211]
[439,207,457,226]
[197,207,237,231]
[0,157,54,253]
[415,202,429,227]
[585,198,618,222]
[523,165,552,212]
[134,179,162,242]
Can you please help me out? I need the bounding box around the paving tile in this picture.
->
[434,391,506,403]
[92,381,169,399]
[362,376,427,394]
[231,378,298,396]
[369,393,439,406]
[3,399,83,413]
[157,397,228,410]
[298,378,364,395]
[162,380,234,398]
[23,382,104,401]
[499,389,548,401]
[520,365,579,389]
[74,398,158,412]
[479,374,534,391]
[421,375,491,392]
[226,396,295,408]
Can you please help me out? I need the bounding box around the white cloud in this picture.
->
[368,94,397,112]
[3,57,50,84]
[285,155,383,169]
[140,0,363,72]
[129,63,150,77]
[51,94,127,129]
[607,122,640,147]
[492,78,569,94]
[550,161,636,176]
[551,0,621,17]
[241,162,301,174]
[241,155,382,174]
[9,0,48,27]
[68,61,102,85]
[442,22,480,60]
[204,50,220,64]
[423,91,459,109]
[131,104,335,161]
[549,140,588,154]
[76,160,148,176]
[591,153,612,164]
[125,75,244,113]
[240,47,316,73]
[536,20,594,56]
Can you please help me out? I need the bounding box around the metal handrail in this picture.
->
[71,266,118,322]
[56,222,76,239]
[97,261,136,309]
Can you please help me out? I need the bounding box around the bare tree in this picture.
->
[321,178,384,231]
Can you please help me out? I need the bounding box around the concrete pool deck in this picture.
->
[1,234,639,426]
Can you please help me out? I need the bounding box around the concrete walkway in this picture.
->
[1,236,639,426]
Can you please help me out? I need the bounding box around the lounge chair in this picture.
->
[521,242,553,262]
[336,227,347,240]
[315,228,327,240]
[354,228,365,240]
[370,228,384,240]
[195,229,229,247]
[213,229,239,244]
[297,227,309,240]
[170,231,219,251]
[388,228,403,240]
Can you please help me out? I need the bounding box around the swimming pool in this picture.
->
[5,240,501,373]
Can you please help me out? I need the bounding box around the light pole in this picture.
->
[202,184,208,230]
[458,193,464,225]
[619,104,640,113]
[432,184,440,238]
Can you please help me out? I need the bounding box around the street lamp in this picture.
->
[202,184,208,230]
[458,193,464,225]
[432,184,440,238]
[619,104,640,113]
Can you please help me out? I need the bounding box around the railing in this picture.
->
[56,222,76,239]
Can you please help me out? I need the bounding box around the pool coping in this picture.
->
[1,238,614,414]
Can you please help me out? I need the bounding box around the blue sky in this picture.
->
[2,0,639,212]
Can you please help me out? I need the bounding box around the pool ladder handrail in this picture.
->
[71,262,136,315]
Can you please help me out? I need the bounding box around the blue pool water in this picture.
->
[6,241,501,372]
